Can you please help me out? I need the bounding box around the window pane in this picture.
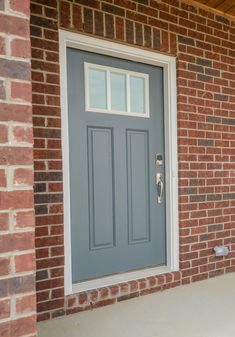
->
[110,72,126,111]
[89,68,107,109]
[130,76,145,114]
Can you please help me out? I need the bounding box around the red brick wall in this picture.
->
[0,0,37,336]
[31,0,235,321]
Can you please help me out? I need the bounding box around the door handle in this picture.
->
[156,173,164,204]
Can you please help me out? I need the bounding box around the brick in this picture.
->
[0,169,6,187]
[94,11,103,36]
[36,270,49,281]
[105,14,114,38]
[0,14,29,37]
[0,102,32,122]
[216,15,229,25]
[13,168,34,186]
[0,274,35,298]
[15,210,35,229]
[60,1,71,28]
[45,7,57,18]
[10,0,30,15]
[114,0,135,9]
[0,322,10,337]
[0,35,5,54]
[0,213,8,231]
[11,315,36,337]
[153,28,160,49]
[144,25,151,48]
[13,126,33,143]
[0,58,30,80]
[126,19,134,44]
[72,4,82,31]
[0,232,34,253]
[135,22,143,46]
[0,257,10,276]
[118,292,139,301]
[37,299,65,312]
[0,190,34,210]
[0,124,7,143]
[115,16,124,41]
[178,35,195,46]
[127,10,147,24]
[75,0,99,8]
[11,82,32,102]
[11,39,31,58]
[0,299,10,319]
[15,253,35,273]
[83,8,93,33]
[31,15,57,31]
[196,57,212,67]
[0,80,5,99]
[102,3,124,16]
[214,93,228,102]
[16,294,36,314]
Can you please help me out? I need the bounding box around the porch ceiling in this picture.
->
[192,0,235,17]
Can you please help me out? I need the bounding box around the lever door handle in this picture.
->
[156,173,164,204]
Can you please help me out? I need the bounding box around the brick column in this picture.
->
[0,1,37,336]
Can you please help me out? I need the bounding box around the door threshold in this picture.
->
[72,265,171,293]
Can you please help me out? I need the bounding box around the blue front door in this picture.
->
[67,48,166,283]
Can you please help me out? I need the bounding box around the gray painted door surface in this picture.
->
[67,48,166,283]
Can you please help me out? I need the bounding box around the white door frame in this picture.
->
[59,30,179,295]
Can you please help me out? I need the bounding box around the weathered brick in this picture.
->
[0,58,30,80]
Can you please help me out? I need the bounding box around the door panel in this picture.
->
[126,130,150,244]
[87,127,115,250]
[67,48,166,283]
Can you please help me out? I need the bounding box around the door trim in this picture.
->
[59,30,179,295]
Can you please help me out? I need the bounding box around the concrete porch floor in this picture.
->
[38,273,235,337]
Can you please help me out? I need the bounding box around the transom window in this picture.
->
[84,62,149,118]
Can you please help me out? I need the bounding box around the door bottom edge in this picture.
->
[71,265,175,294]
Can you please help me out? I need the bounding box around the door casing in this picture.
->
[59,30,179,295]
